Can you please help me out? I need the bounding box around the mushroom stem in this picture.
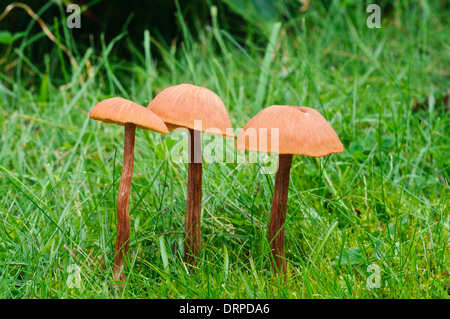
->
[268,153,293,276]
[184,128,202,266]
[113,122,136,282]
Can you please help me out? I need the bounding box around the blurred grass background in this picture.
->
[0,0,449,298]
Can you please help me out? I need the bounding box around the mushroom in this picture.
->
[89,97,168,282]
[147,84,234,266]
[236,105,344,276]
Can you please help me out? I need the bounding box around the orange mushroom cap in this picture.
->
[236,105,344,157]
[89,97,169,135]
[147,84,234,138]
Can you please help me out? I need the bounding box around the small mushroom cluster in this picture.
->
[89,84,343,284]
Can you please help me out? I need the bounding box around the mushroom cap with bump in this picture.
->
[89,97,169,135]
[147,84,234,138]
[236,105,344,157]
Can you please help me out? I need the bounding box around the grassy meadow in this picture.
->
[0,1,449,298]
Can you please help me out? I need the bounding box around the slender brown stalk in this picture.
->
[113,123,136,282]
[184,128,202,267]
[268,153,293,276]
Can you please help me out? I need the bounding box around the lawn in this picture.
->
[0,0,449,299]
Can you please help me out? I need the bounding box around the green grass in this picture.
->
[0,1,449,299]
